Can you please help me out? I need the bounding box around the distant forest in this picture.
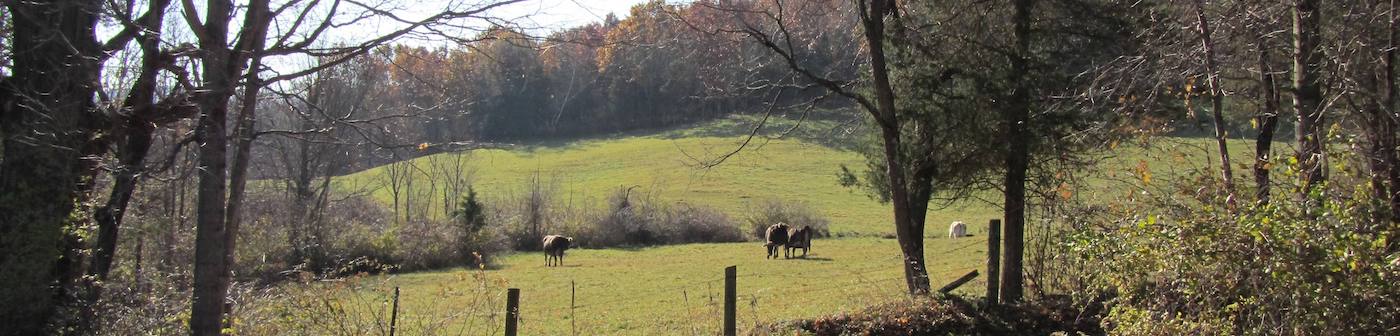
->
[250,1,861,174]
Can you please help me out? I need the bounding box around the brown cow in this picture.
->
[764,223,790,259]
[785,226,812,258]
[542,235,573,267]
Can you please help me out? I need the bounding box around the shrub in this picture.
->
[499,172,560,251]
[235,187,512,280]
[661,203,747,244]
[451,186,504,268]
[581,187,746,247]
[587,186,663,247]
[1062,148,1400,335]
[79,275,192,336]
[388,219,459,271]
[320,256,399,279]
[756,296,1102,335]
[746,199,832,239]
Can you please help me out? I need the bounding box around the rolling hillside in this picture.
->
[332,115,1275,236]
[258,116,1287,334]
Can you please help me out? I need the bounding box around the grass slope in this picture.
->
[288,115,1285,334]
[335,115,997,236]
[334,115,1274,236]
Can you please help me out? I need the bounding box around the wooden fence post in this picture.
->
[987,219,1001,305]
[939,270,979,294]
[389,286,400,336]
[724,265,736,336]
[506,288,520,336]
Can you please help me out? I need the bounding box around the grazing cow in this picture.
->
[764,223,791,259]
[948,221,968,238]
[542,235,573,267]
[785,226,813,258]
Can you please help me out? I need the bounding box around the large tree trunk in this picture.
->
[0,0,102,333]
[188,78,234,336]
[1193,0,1237,210]
[188,0,238,333]
[861,0,932,295]
[1000,0,1036,304]
[190,1,271,333]
[1254,29,1282,205]
[1293,0,1325,192]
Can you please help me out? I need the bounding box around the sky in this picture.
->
[499,0,651,30]
[309,0,653,48]
[96,0,655,93]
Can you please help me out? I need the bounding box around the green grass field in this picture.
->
[259,115,1286,334]
[333,115,1000,236]
[258,236,990,335]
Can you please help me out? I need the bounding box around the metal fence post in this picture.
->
[988,219,1001,305]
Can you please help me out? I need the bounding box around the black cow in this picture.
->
[764,223,790,259]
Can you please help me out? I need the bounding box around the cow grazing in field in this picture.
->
[785,226,813,258]
[543,235,573,267]
[764,223,791,259]
[948,221,968,238]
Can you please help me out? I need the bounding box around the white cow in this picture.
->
[947,221,968,238]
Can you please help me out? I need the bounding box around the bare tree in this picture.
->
[1251,3,1285,205]
[1294,0,1326,193]
[699,0,933,294]
[86,0,193,303]
[1191,0,1238,211]
[175,0,527,333]
[428,152,476,219]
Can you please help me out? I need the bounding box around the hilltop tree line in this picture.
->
[301,0,859,147]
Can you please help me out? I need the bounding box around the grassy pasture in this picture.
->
[333,120,1000,236]
[259,235,990,335]
[263,115,1286,334]
[333,115,1273,236]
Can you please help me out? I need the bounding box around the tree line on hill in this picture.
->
[289,1,855,144]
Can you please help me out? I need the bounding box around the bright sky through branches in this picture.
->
[505,0,650,29]
[94,0,652,95]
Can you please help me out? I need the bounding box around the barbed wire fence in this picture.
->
[370,234,992,335]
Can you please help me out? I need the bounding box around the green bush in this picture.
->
[451,186,503,267]
[1064,152,1400,335]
